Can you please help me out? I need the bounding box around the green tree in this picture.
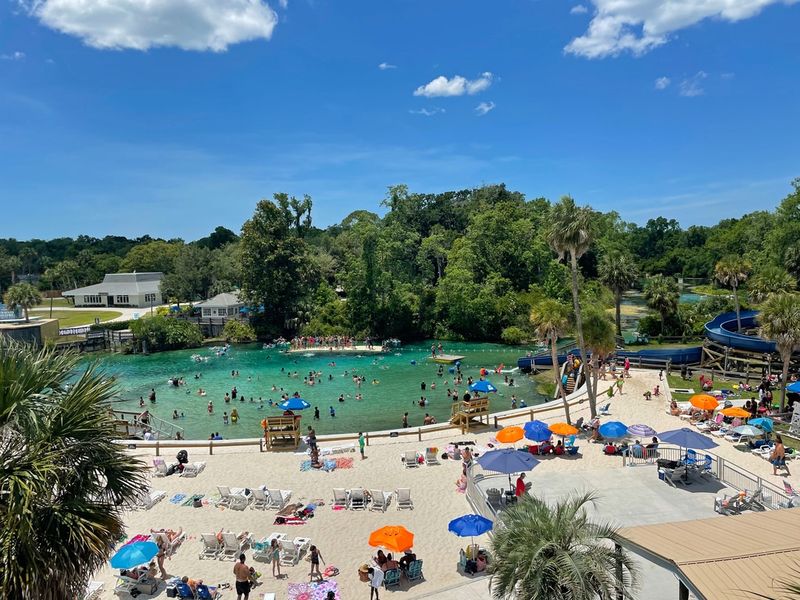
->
[0,339,146,598]
[598,250,638,336]
[714,255,752,331]
[3,283,42,322]
[161,245,215,301]
[748,265,796,304]
[759,293,800,411]
[129,315,203,352]
[490,492,637,600]
[547,196,598,416]
[222,319,257,342]
[643,275,680,334]
[530,299,573,424]
[583,307,617,398]
[120,240,182,273]
[0,249,22,291]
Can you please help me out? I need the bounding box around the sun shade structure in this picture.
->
[598,421,628,439]
[689,394,718,411]
[448,514,493,539]
[731,424,764,437]
[548,422,578,436]
[469,380,498,394]
[523,420,552,442]
[110,541,158,569]
[617,510,800,599]
[369,526,414,553]
[277,397,311,410]
[720,407,750,418]
[496,426,524,444]
[748,417,773,432]
[657,428,718,450]
[627,424,656,438]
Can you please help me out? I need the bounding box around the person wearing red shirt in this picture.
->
[515,473,526,497]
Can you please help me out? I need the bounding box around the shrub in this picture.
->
[129,315,202,352]
[222,319,257,342]
[89,320,131,331]
[501,326,527,345]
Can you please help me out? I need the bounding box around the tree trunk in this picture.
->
[23,306,29,322]
[733,283,741,332]
[614,291,622,336]
[781,352,790,412]
[552,338,570,424]
[570,254,596,417]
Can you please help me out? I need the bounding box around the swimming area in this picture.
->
[94,342,550,439]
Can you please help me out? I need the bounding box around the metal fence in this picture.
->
[59,325,91,336]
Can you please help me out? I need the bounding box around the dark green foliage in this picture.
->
[129,315,203,351]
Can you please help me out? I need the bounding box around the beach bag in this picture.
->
[193,497,203,508]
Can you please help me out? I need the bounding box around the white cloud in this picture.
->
[19,0,278,52]
[570,5,588,14]
[679,71,708,97]
[565,0,798,59]
[654,76,671,90]
[1,51,26,60]
[378,62,396,70]
[474,101,495,116]
[278,0,288,8]
[409,107,445,116]
[413,72,493,97]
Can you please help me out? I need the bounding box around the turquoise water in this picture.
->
[92,342,548,439]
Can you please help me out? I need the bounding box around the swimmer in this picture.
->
[207,401,214,414]
[372,379,380,385]
[231,409,239,424]
[172,410,179,420]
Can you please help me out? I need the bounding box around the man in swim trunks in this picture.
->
[234,553,251,600]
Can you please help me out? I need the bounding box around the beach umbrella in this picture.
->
[496,426,524,444]
[720,407,750,418]
[448,514,493,545]
[470,380,498,394]
[658,428,718,450]
[110,541,158,569]
[690,394,719,411]
[523,420,552,442]
[731,425,765,437]
[598,421,628,439]
[277,397,311,411]
[369,526,414,553]
[748,417,773,432]
[627,424,656,438]
[477,448,539,490]
[549,422,578,437]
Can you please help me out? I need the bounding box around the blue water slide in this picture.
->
[615,346,702,364]
[704,310,776,353]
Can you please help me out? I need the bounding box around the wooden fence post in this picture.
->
[209,440,213,455]
[155,441,160,457]
[366,432,370,447]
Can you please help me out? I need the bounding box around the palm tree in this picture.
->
[759,292,800,411]
[643,275,680,334]
[715,255,752,331]
[547,196,597,416]
[748,265,796,304]
[3,282,42,322]
[598,250,639,336]
[490,492,638,600]
[583,307,617,398]
[530,299,573,424]
[0,338,147,599]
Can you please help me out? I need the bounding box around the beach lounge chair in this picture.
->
[404,451,420,468]
[252,538,272,562]
[152,530,186,556]
[425,448,440,465]
[180,462,206,477]
[152,458,169,477]
[395,488,414,510]
[82,581,104,600]
[698,454,713,477]
[715,488,766,515]
[784,481,798,497]
[138,489,166,510]
[319,443,356,455]
[265,488,292,509]
[384,568,401,588]
[348,488,366,510]
[220,531,250,560]
[752,444,774,459]
[175,581,195,599]
[332,488,349,508]
[599,403,611,416]
[196,584,221,599]
[710,426,730,438]
[406,559,423,581]
[723,431,742,443]
[251,488,270,510]
[369,490,391,512]
[682,449,699,468]
[199,533,221,559]
[279,538,309,566]
[486,488,502,509]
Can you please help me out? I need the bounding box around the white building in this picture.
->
[194,292,244,320]
[62,272,163,308]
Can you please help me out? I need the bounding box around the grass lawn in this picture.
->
[35,298,72,308]
[29,309,122,327]
[665,372,744,403]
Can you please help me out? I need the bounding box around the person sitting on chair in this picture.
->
[399,550,416,572]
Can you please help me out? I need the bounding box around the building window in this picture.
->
[116,295,129,304]
[229,307,236,316]
[202,308,211,317]
[83,295,102,304]
[144,293,156,303]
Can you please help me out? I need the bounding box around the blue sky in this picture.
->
[1,0,799,240]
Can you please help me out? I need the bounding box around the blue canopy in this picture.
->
[278,397,311,411]
[657,427,718,450]
[523,420,552,442]
[787,381,800,393]
[477,448,539,474]
[448,514,494,538]
[748,417,774,433]
[470,380,498,394]
[110,541,158,569]
[599,421,629,439]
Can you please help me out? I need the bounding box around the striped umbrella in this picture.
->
[627,424,656,438]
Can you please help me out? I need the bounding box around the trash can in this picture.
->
[658,468,665,481]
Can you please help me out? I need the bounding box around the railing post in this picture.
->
[155,441,160,457]
[418,427,422,442]
[366,432,370,447]
[209,440,213,455]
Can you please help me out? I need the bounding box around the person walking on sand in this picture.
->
[368,567,383,600]
[771,435,790,476]
[616,376,624,395]
[358,431,366,459]
[234,554,251,600]
[270,539,281,578]
[308,545,325,581]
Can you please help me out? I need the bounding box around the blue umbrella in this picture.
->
[477,448,539,490]
[470,380,498,394]
[448,514,494,542]
[748,417,773,433]
[657,427,719,450]
[787,381,800,393]
[110,541,158,569]
[277,397,311,411]
[599,421,629,439]
[523,420,552,442]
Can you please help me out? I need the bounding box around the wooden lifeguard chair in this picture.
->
[450,397,490,433]
[263,415,301,450]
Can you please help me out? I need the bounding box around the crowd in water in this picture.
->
[290,336,381,350]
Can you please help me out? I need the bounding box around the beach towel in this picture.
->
[182,494,205,507]
[334,457,353,469]
[288,580,340,600]
[274,516,306,525]
[300,459,338,472]
[169,493,187,505]
[124,534,150,546]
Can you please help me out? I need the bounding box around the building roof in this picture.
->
[195,292,243,308]
[617,509,800,600]
[62,272,163,297]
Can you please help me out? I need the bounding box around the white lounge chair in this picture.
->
[199,533,221,559]
[279,538,310,566]
[180,462,206,477]
[395,488,414,510]
[424,448,439,465]
[220,531,250,560]
[332,488,349,509]
[319,443,356,455]
[369,490,391,512]
[151,530,185,556]
[348,488,366,510]
[266,488,292,509]
[217,486,251,510]
[138,490,166,510]
[599,403,611,416]
[152,458,169,477]
[82,581,104,600]
[403,452,419,468]
[251,488,270,510]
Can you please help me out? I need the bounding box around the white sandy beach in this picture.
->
[94,368,798,600]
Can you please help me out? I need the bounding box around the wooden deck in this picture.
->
[430,354,465,364]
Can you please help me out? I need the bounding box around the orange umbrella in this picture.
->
[720,407,750,418]
[368,526,414,553]
[496,426,524,444]
[690,394,719,411]
[549,422,579,437]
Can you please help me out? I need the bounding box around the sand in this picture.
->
[92,368,798,599]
